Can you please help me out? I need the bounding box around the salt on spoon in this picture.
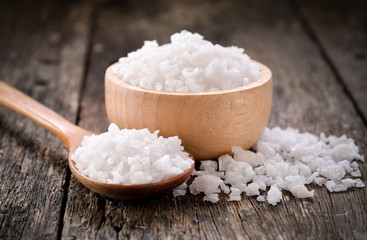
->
[0,81,194,200]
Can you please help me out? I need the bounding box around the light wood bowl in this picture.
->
[105,61,272,160]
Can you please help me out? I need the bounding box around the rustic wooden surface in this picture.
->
[0,0,366,239]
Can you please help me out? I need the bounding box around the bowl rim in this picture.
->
[105,60,272,96]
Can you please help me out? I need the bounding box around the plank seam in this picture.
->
[290,0,367,127]
[56,2,100,240]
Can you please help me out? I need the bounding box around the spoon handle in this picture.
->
[0,81,87,148]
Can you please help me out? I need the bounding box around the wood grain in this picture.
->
[298,0,367,122]
[61,0,366,239]
[0,0,92,239]
[0,0,365,239]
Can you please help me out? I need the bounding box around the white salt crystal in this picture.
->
[320,165,346,180]
[72,123,193,185]
[232,146,265,167]
[351,161,360,170]
[175,182,188,190]
[332,184,348,192]
[337,160,354,174]
[341,178,357,188]
[228,187,242,201]
[355,179,365,188]
[306,172,319,184]
[253,175,267,191]
[325,180,336,192]
[173,189,186,197]
[245,183,260,196]
[287,183,314,198]
[113,30,260,92]
[204,194,220,203]
[200,160,218,171]
[182,127,364,205]
[218,154,235,171]
[220,182,231,194]
[189,175,223,197]
[267,185,282,205]
[256,195,266,202]
[351,170,362,177]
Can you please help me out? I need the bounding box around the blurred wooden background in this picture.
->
[0,0,366,239]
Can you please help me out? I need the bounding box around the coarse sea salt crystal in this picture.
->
[181,127,364,205]
[72,123,194,185]
[173,182,188,197]
[113,30,261,92]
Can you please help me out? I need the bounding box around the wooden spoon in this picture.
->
[0,81,194,200]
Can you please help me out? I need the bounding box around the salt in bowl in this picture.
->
[105,61,272,160]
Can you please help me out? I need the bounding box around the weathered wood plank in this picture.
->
[62,0,366,239]
[0,0,92,239]
[297,0,367,122]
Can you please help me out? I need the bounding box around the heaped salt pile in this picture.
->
[174,127,365,205]
[113,30,261,92]
[71,123,194,185]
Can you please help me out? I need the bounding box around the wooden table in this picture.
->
[0,0,366,239]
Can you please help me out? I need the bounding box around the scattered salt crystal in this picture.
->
[228,187,242,201]
[267,185,282,205]
[72,123,194,185]
[220,182,231,194]
[325,180,336,192]
[256,195,266,202]
[176,127,364,205]
[173,182,188,196]
[245,183,260,196]
[173,189,186,197]
[332,183,349,192]
[113,30,261,92]
[320,165,346,180]
[351,170,362,177]
[341,179,357,188]
[200,160,218,171]
[356,179,365,188]
[189,174,223,202]
[338,160,354,174]
[203,194,220,203]
[314,177,326,186]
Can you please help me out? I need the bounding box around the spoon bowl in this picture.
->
[0,81,194,200]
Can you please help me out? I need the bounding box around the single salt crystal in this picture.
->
[232,146,265,167]
[228,187,242,201]
[252,175,267,191]
[173,189,186,197]
[200,160,218,171]
[332,183,349,192]
[267,185,282,205]
[204,194,220,203]
[173,182,188,197]
[245,183,260,196]
[325,180,336,192]
[256,195,266,202]
[113,30,261,92]
[351,161,360,170]
[320,165,346,180]
[351,170,362,177]
[287,183,314,198]
[72,123,194,185]
[341,179,357,188]
[355,179,365,188]
[189,174,224,203]
[220,182,231,194]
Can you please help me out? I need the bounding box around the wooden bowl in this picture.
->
[105,61,272,160]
